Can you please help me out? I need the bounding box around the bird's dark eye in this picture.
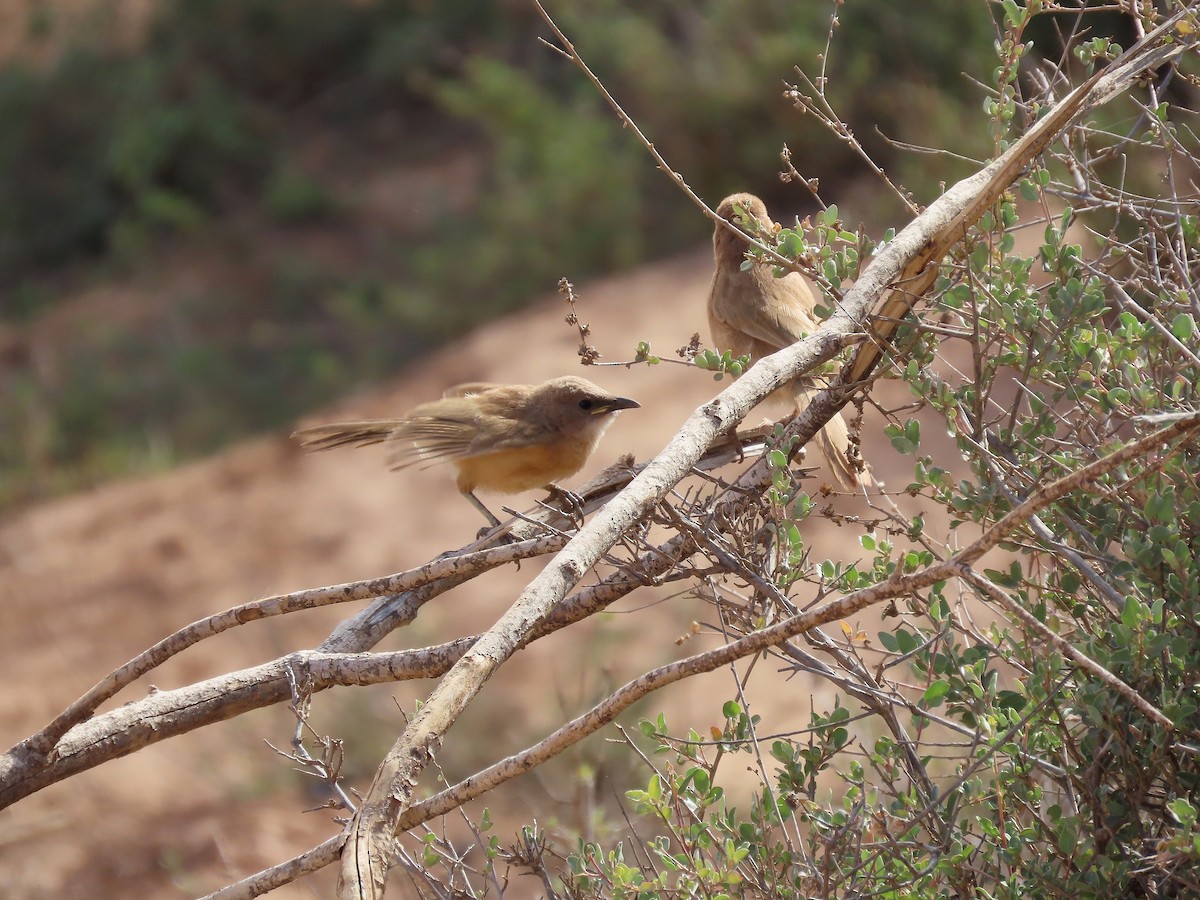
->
[578,398,595,411]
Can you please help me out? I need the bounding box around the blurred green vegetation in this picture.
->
[0,0,1007,509]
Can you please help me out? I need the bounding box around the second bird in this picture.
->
[293,375,640,524]
[708,192,866,489]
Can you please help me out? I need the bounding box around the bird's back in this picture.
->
[708,262,820,359]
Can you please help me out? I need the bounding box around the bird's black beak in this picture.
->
[598,397,640,414]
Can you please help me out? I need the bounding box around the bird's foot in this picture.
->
[542,484,587,527]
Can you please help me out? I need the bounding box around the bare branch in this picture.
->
[23,534,568,756]
[201,836,345,900]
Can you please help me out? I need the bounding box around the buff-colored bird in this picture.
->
[293,376,640,524]
[707,192,866,488]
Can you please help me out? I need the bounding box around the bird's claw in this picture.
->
[542,484,587,527]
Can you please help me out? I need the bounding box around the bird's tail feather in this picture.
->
[792,383,869,490]
[291,420,404,452]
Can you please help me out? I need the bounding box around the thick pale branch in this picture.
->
[0,438,758,809]
[0,437,754,809]
[0,454,656,805]
[201,836,345,900]
[0,646,477,809]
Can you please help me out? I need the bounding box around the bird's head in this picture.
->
[535,376,640,438]
[713,193,773,268]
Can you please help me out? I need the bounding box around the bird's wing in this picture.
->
[441,382,503,399]
[384,415,480,469]
[383,393,545,469]
[709,270,819,352]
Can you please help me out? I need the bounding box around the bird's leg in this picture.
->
[462,489,502,528]
[720,424,746,463]
[542,483,586,527]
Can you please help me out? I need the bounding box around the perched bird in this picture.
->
[708,192,865,488]
[292,376,640,524]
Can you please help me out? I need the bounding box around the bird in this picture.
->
[707,192,866,489]
[292,375,640,524]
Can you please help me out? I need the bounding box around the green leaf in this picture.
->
[1057,820,1078,855]
[923,681,951,706]
[887,423,916,454]
[905,418,921,447]
[1001,0,1026,28]
[997,690,1027,711]
[1169,798,1197,827]
[823,258,839,284]
[778,231,805,258]
[1172,313,1195,341]
[1121,596,1143,628]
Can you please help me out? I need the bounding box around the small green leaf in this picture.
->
[923,681,951,706]
[689,768,710,794]
[1172,313,1195,341]
[1121,597,1142,628]
[770,740,794,763]
[778,231,805,258]
[1001,0,1025,28]
[1169,798,1196,827]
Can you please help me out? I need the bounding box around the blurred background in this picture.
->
[0,1,1140,895]
[0,0,1020,511]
